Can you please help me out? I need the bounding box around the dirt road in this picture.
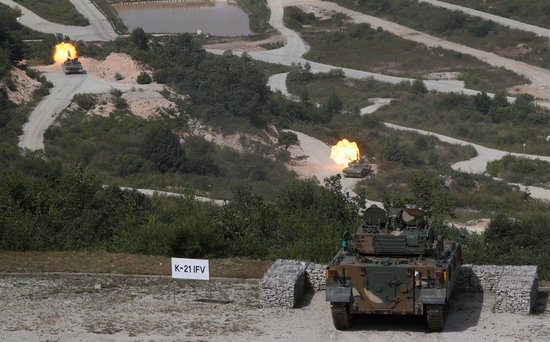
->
[0,0,116,41]
[18,63,162,150]
[276,0,550,100]
[420,0,550,39]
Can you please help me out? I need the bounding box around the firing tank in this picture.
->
[62,57,83,74]
[342,156,372,178]
[325,204,463,331]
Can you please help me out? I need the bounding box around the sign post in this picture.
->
[171,257,210,303]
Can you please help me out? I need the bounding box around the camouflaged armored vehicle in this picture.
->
[326,204,463,331]
[62,57,83,74]
[342,156,372,178]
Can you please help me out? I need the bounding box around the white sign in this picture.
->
[171,257,210,280]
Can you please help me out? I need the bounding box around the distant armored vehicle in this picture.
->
[326,204,463,331]
[342,156,372,178]
[62,57,83,74]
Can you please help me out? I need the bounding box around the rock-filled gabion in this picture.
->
[455,264,538,314]
[260,261,538,314]
[495,265,538,314]
[456,264,483,292]
[457,264,504,292]
[305,262,326,291]
[259,259,306,308]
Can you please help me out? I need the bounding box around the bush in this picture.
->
[136,72,152,84]
[113,96,128,110]
[72,93,96,111]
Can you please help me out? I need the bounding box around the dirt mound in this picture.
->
[4,67,42,105]
[81,52,151,83]
[78,53,177,119]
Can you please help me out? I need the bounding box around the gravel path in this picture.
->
[0,273,548,341]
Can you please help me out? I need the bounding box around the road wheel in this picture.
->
[426,304,445,331]
[331,302,350,330]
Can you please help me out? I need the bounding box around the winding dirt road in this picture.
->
[7,0,550,199]
[17,63,163,150]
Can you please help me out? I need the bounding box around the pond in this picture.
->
[114,1,251,36]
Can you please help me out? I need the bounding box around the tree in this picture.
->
[182,135,219,175]
[326,92,343,113]
[411,79,427,94]
[513,93,535,122]
[278,131,298,150]
[474,91,491,114]
[274,176,361,262]
[214,184,277,257]
[0,6,24,76]
[136,71,152,84]
[140,126,185,173]
[159,33,206,69]
[130,27,149,50]
[407,168,453,219]
[187,53,269,125]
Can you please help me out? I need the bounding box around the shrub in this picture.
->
[136,72,152,84]
[72,93,96,111]
[113,97,128,110]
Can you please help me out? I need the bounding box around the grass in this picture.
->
[285,7,528,93]
[9,0,126,36]
[90,0,128,34]
[13,0,90,26]
[236,0,272,35]
[331,0,550,70]
[0,251,273,279]
[444,0,550,30]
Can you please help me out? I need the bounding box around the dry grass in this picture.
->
[0,251,272,279]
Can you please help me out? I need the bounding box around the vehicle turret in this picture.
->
[350,205,435,256]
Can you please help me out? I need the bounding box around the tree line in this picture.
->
[0,152,360,263]
[3,155,550,277]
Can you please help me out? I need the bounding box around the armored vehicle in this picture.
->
[326,204,463,331]
[62,57,83,74]
[342,156,372,178]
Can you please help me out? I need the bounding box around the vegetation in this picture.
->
[377,91,550,155]
[0,251,272,278]
[136,71,152,84]
[472,212,550,279]
[91,0,128,34]
[0,149,361,263]
[0,6,24,79]
[331,0,550,70]
[236,0,272,37]
[0,4,71,66]
[285,61,550,156]
[13,0,90,26]
[2,4,550,280]
[284,7,528,93]
[487,155,550,188]
[445,0,550,30]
